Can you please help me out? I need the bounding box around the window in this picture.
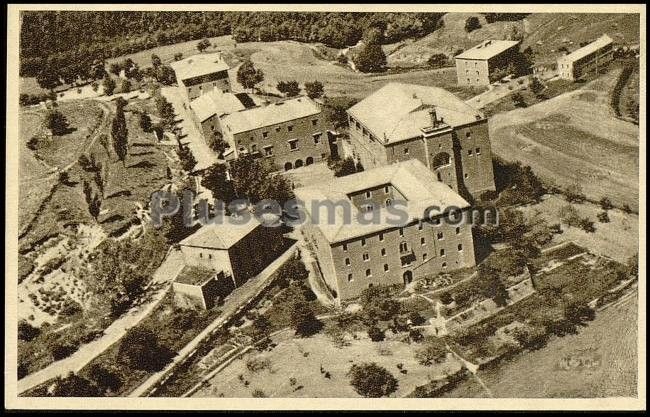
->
[384,186,389,193]
[404,148,409,155]
[458,244,463,251]
[262,131,269,138]
[199,253,203,258]
[363,253,369,261]
[342,243,348,251]
[275,126,281,133]
[345,258,350,266]
[440,249,445,257]
[455,227,460,235]
[288,125,293,132]
[365,191,371,198]
[365,269,372,277]
[399,228,404,237]
[313,133,322,144]
[399,242,409,253]
[361,238,367,246]
[423,253,428,260]
[251,144,257,152]
[468,149,473,155]
[384,264,389,272]
[418,222,424,231]
[437,232,444,240]
[208,254,212,259]
[464,173,469,179]
[386,199,392,206]
[476,147,481,155]
[379,233,384,241]
[312,119,318,126]
[442,262,447,268]
[348,274,353,282]
[288,139,298,150]
[362,204,374,212]
[381,248,386,256]
[264,146,273,156]
[421,237,426,246]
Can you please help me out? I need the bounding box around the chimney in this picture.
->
[428,106,439,128]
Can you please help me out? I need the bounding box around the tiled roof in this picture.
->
[455,40,520,60]
[347,83,483,144]
[221,96,321,134]
[179,214,260,249]
[557,34,613,64]
[294,159,470,243]
[170,52,230,81]
[190,89,246,122]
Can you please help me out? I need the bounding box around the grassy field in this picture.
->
[444,293,637,398]
[489,69,639,211]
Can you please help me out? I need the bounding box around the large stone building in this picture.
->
[347,83,495,201]
[188,89,251,146]
[557,34,614,81]
[219,96,334,171]
[170,52,231,102]
[296,159,477,302]
[178,215,285,294]
[454,40,520,86]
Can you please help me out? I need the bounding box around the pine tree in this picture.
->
[111,98,129,166]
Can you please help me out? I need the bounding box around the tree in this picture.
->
[174,52,183,61]
[511,92,526,108]
[564,183,586,203]
[565,302,595,324]
[599,197,614,210]
[177,145,197,173]
[277,257,309,282]
[156,65,177,85]
[102,77,116,96]
[111,98,129,165]
[87,363,122,394]
[359,285,400,322]
[201,163,235,203]
[277,80,301,97]
[289,301,323,337]
[108,63,121,76]
[305,80,324,99]
[427,53,449,68]
[139,113,152,132]
[229,155,294,204]
[415,338,447,365]
[151,53,162,68]
[118,327,174,371]
[45,109,69,135]
[597,211,610,223]
[559,204,581,228]
[197,38,211,53]
[328,156,357,177]
[121,79,132,93]
[465,16,482,32]
[99,134,111,157]
[530,77,545,97]
[512,325,549,350]
[348,362,398,397]
[476,264,509,307]
[82,180,102,220]
[355,44,387,73]
[18,319,40,341]
[51,372,102,397]
[208,132,229,157]
[154,94,176,129]
[367,326,385,342]
[252,316,272,339]
[237,60,264,92]
[36,69,61,91]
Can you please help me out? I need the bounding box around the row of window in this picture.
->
[347,260,451,282]
[467,147,481,156]
[343,243,464,265]
[237,133,323,155]
[260,119,320,138]
[342,226,461,251]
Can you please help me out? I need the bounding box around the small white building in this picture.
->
[557,34,614,81]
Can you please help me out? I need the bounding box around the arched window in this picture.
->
[365,269,372,277]
[431,152,451,169]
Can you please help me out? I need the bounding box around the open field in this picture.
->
[489,70,639,211]
[194,331,463,398]
[444,292,637,398]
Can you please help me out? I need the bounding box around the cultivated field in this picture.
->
[489,70,639,211]
[444,293,638,398]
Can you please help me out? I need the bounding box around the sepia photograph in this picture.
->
[5,3,645,410]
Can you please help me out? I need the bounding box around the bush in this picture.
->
[579,217,596,233]
[622,204,633,214]
[564,183,586,203]
[368,326,385,342]
[246,356,271,373]
[355,44,387,73]
[252,389,267,397]
[348,362,398,397]
[464,16,481,32]
[18,320,40,341]
[337,54,348,64]
[117,327,174,371]
[599,197,614,210]
[559,205,581,228]
[408,311,426,326]
[597,211,610,223]
[51,341,79,360]
[427,53,449,68]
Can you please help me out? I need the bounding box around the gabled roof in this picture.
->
[170,52,230,81]
[557,34,613,64]
[294,159,470,244]
[221,96,321,134]
[347,83,483,144]
[455,40,520,60]
[179,215,260,249]
[190,89,247,122]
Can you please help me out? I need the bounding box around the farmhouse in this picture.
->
[557,34,614,81]
[219,96,334,171]
[454,39,521,86]
[347,83,495,200]
[178,214,286,295]
[170,52,231,101]
[295,159,477,302]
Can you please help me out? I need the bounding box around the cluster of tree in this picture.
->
[482,13,529,24]
[117,326,175,372]
[19,91,58,107]
[489,157,546,206]
[236,60,265,92]
[354,26,387,73]
[322,96,358,130]
[348,362,399,397]
[275,78,326,100]
[201,155,295,206]
[45,109,70,135]
[327,156,363,177]
[427,53,450,69]
[414,336,448,366]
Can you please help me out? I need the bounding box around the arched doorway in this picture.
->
[403,270,413,285]
[306,156,314,165]
[284,162,293,171]
[295,159,304,168]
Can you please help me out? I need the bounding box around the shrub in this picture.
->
[51,341,79,360]
[252,389,267,397]
[367,326,385,342]
[18,320,40,341]
[564,183,586,203]
[348,362,398,397]
[117,327,174,371]
[622,204,633,214]
[597,211,610,223]
[246,356,271,373]
[599,197,614,210]
[336,54,348,64]
[579,217,596,233]
[559,205,581,228]
[408,311,426,326]
[464,16,481,32]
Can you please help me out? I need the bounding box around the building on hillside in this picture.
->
[454,40,521,86]
[346,82,495,201]
[178,214,286,296]
[557,34,614,81]
[173,267,229,310]
[295,159,477,302]
[170,52,231,101]
[188,89,252,146]
[219,96,335,171]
